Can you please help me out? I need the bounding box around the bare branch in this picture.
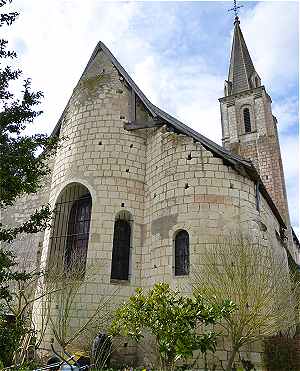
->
[191,231,298,370]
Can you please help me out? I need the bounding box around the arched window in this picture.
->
[111,213,131,280]
[243,108,251,133]
[48,183,92,276]
[174,230,189,276]
[65,193,92,273]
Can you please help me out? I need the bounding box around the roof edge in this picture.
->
[219,85,265,101]
[50,41,158,138]
[154,104,286,229]
[49,41,286,230]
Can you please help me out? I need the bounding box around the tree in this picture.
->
[192,233,297,371]
[0,0,58,243]
[0,265,50,366]
[48,263,117,354]
[110,282,235,371]
[0,1,58,365]
[0,0,59,297]
[0,249,32,366]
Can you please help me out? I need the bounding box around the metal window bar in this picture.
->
[48,184,91,275]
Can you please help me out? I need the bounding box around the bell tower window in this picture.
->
[243,108,251,133]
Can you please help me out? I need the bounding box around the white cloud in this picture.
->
[134,56,160,105]
[6,1,298,139]
[3,1,299,231]
[273,97,299,134]
[242,1,298,94]
[240,2,299,233]
[132,52,224,143]
[281,135,299,181]
[6,0,140,134]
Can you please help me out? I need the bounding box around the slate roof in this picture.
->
[50,41,285,229]
[227,18,257,95]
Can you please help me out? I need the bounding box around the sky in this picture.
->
[4,0,299,236]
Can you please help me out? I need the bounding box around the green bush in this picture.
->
[0,314,27,366]
[110,282,235,371]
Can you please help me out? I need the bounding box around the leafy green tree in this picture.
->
[0,0,58,364]
[0,312,27,367]
[110,282,235,371]
[0,0,58,243]
[0,0,58,289]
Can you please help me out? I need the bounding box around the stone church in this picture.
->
[3,13,300,369]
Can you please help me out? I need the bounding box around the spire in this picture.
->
[226,18,261,95]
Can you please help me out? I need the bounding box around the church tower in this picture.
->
[219,16,290,224]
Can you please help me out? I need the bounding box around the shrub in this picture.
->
[110,282,235,371]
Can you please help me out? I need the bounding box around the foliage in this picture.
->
[0,0,59,243]
[0,249,31,364]
[0,248,31,301]
[0,263,61,365]
[110,282,235,371]
[0,1,58,208]
[0,312,27,366]
[192,232,298,371]
[0,249,30,365]
[0,260,116,365]
[0,205,53,243]
[0,1,58,364]
[0,248,32,365]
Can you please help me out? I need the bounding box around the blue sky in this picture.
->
[5,1,299,235]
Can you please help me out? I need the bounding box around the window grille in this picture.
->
[175,230,189,276]
[48,183,92,275]
[64,194,91,272]
[111,218,131,280]
[243,108,251,133]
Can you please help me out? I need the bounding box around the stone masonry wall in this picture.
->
[0,156,55,271]
[220,86,292,246]
[34,49,148,361]
[3,49,292,369]
[141,125,285,370]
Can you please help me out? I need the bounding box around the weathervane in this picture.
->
[228,0,243,21]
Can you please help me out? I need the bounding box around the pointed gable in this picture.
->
[50,40,285,230]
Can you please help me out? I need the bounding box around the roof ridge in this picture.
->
[49,40,285,229]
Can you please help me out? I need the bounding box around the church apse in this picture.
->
[47,183,92,275]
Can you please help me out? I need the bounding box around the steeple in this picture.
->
[219,14,291,227]
[224,17,261,96]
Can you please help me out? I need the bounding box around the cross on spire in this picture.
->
[228,0,243,22]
